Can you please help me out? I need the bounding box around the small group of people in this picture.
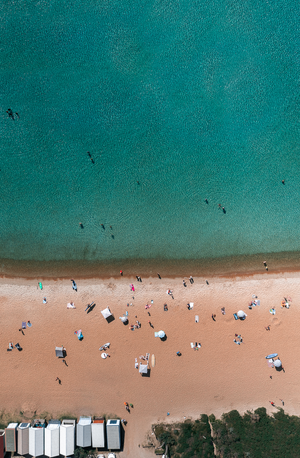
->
[129,320,141,331]
[233,334,243,345]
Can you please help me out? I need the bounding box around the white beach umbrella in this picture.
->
[237,310,246,319]
[119,316,128,323]
[154,330,165,338]
[274,359,282,368]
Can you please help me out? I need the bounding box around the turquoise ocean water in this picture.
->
[1,0,300,274]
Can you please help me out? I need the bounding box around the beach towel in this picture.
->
[22,322,26,329]
[67,302,76,309]
[135,358,138,369]
[233,313,238,320]
[190,342,195,348]
[195,315,199,323]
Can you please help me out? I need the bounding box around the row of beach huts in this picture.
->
[0,417,121,458]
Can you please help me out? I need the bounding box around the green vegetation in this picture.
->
[153,414,214,458]
[211,407,300,457]
[154,408,300,457]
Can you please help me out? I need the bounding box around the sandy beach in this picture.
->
[1,271,300,456]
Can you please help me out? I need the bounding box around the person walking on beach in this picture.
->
[183,280,187,287]
[71,279,77,291]
[148,321,154,328]
[280,399,284,406]
[263,261,268,271]
[120,270,123,276]
[212,314,216,321]
[157,273,161,279]
[189,276,194,284]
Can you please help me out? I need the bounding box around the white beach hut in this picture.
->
[91,418,105,448]
[17,422,30,455]
[5,423,18,452]
[106,420,121,450]
[76,417,91,447]
[45,421,60,458]
[60,420,75,457]
[29,423,45,457]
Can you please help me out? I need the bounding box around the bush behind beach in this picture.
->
[154,409,300,457]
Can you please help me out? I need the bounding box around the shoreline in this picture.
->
[1,250,300,279]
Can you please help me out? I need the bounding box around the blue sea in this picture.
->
[1,0,300,275]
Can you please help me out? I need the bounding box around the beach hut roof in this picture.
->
[101,307,112,319]
[139,363,148,374]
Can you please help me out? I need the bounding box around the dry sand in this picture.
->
[0,271,300,456]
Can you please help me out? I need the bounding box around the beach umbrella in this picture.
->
[119,316,128,323]
[154,330,165,338]
[274,359,282,368]
[237,310,246,319]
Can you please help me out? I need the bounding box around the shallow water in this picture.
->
[1,0,300,269]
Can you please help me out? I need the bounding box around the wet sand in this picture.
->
[1,271,300,457]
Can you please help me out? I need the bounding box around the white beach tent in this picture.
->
[101,307,112,320]
[139,363,148,374]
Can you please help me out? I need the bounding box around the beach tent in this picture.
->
[55,346,65,358]
[274,359,282,368]
[17,423,30,455]
[101,307,112,320]
[237,310,247,319]
[154,330,165,338]
[139,363,148,374]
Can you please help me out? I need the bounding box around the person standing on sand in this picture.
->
[269,401,275,406]
[157,273,161,279]
[120,270,123,276]
[212,314,216,321]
